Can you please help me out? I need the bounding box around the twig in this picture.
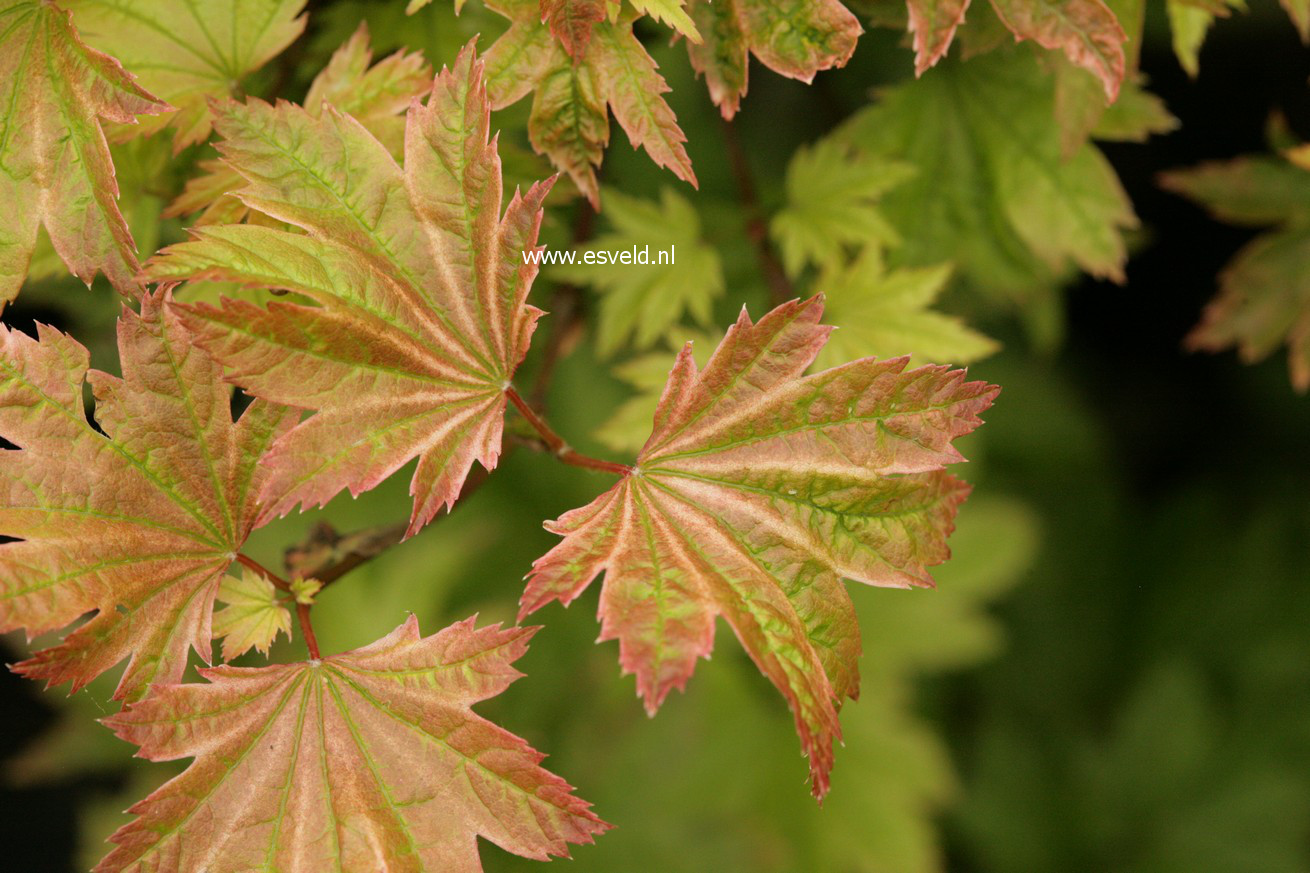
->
[506,386,632,476]
[720,115,794,306]
[235,553,321,659]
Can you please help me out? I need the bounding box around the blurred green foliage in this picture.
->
[3,1,1310,871]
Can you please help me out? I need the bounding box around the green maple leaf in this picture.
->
[211,569,292,660]
[905,0,1126,98]
[0,0,170,304]
[812,248,998,369]
[1161,152,1310,391]
[483,0,696,206]
[770,138,915,277]
[522,297,997,798]
[0,292,295,701]
[551,188,724,356]
[146,44,550,536]
[99,616,609,872]
[841,47,1137,305]
[1165,0,1245,77]
[65,0,308,150]
[684,0,862,118]
[166,22,432,227]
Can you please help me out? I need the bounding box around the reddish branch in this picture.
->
[506,386,632,476]
[720,116,794,306]
[235,552,321,660]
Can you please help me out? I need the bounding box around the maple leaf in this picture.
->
[905,0,1127,99]
[1161,154,1310,391]
[0,0,170,305]
[550,188,724,356]
[521,297,997,797]
[212,569,292,660]
[840,47,1137,303]
[770,138,915,277]
[685,0,862,119]
[64,0,307,150]
[145,43,550,537]
[0,292,295,701]
[483,0,696,205]
[165,21,432,226]
[812,248,998,369]
[99,615,610,872]
[1165,0,1244,77]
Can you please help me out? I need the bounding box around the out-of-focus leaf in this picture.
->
[684,0,861,119]
[841,47,1137,306]
[771,139,914,277]
[65,0,307,150]
[551,189,723,356]
[812,248,998,369]
[1161,154,1310,390]
[1165,0,1244,77]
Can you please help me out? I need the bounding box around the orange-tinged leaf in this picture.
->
[0,0,169,304]
[987,0,1127,99]
[905,0,971,74]
[1162,155,1310,391]
[522,297,997,797]
[484,0,695,204]
[99,616,610,873]
[146,44,549,536]
[0,292,295,701]
[542,0,608,57]
[685,0,861,119]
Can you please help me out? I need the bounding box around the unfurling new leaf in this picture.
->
[0,292,295,701]
[147,43,549,536]
[522,297,997,797]
[100,616,610,873]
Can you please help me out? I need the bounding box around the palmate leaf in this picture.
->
[1161,153,1310,391]
[166,22,432,226]
[64,0,308,150]
[905,0,1126,98]
[0,292,296,701]
[685,0,862,119]
[840,47,1137,304]
[522,297,997,797]
[100,616,610,872]
[550,188,724,357]
[483,0,696,206]
[0,0,169,304]
[770,138,915,277]
[812,248,998,369]
[211,569,292,660]
[146,43,549,536]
